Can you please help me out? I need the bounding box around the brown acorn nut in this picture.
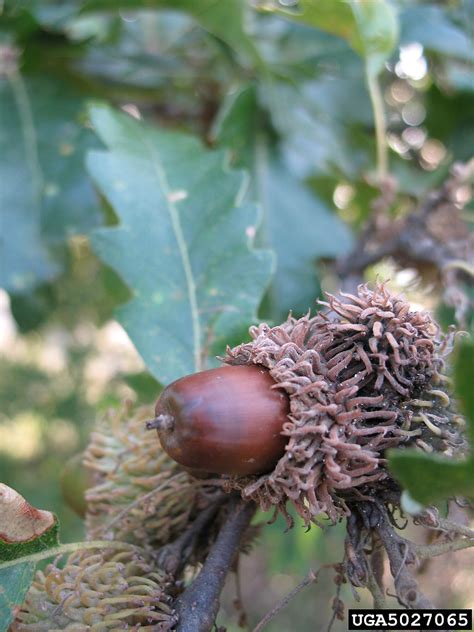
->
[149,364,290,476]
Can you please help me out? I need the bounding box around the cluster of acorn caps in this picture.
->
[14,405,224,631]
[13,283,466,630]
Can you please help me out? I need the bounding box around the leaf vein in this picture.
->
[141,132,202,373]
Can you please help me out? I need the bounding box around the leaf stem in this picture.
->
[0,540,137,571]
[366,565,386,610]
[366,70,388,182]
[375,508,436,609]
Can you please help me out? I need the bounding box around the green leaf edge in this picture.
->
[0,520,59,562]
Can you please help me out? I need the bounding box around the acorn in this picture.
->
[146,284,466,528]
[148,365,290,477]
[84,403,219,550]
[222,282,466,525]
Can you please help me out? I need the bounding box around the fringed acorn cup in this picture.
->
[84,403,220,550]
[222,283,466,526]
[13,548,176,631]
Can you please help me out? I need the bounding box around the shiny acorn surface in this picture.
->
[151,365,290,477]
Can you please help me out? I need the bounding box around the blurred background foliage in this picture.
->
[0,0,473,629]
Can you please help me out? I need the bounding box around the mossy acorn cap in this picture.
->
[224,283,465,525]
[13,548,175,631]
[84,403,218,549]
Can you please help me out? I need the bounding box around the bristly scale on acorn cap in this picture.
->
[224,283,466,526]
[84,403,219,550]
[146,283,466,528]
[14,548,176,630]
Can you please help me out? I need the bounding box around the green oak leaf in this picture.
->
[454,339,474,425]
[81,0,264,69]
[0,484,60,629]
[259,0,398,77]
[212,84,353,320]
[0,75,101,294]
[400,4,474,62]
[0,561,36,632]
[0,543,136,632]
[87,104,274,384]
[388,338,474,505]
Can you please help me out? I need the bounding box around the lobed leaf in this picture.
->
[0,562,36,632]
[0,484,60,629]
[0,75,101,294]
[81,0,264,69]
[213,84,353,320]
[258,0,398,77]
[454,337,474,434]
[400,4,474,62]
[88,104,274,384]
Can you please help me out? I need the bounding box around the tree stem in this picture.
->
[175,497,256,632]
[252,570,318,632]
[376,509,436,609]
[413,538,474,560]
[0,540,137,571]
